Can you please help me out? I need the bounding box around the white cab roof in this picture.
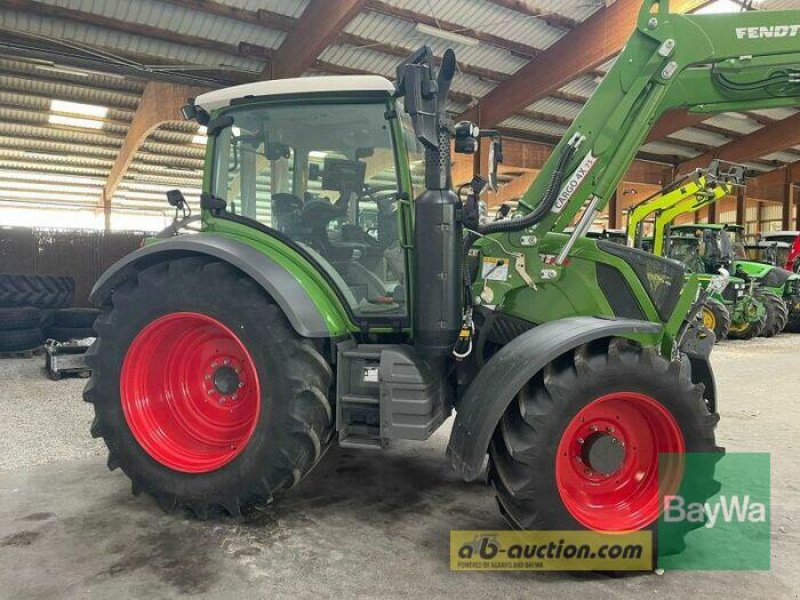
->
[762,230,799,238]
[195,75,395,113]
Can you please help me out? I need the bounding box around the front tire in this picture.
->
[757,290,788,338]
[84,257,335,516]
[702,298,731,342]
[489,338,721,548]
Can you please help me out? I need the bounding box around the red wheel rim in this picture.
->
[555,392,685,532]
[121,312,261,473]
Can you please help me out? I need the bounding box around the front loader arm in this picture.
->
[514,0,800,251]
[652,182,733,255]
[626,172,711,248]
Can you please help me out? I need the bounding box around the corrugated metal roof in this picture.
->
[319,44,495,98]
[345,11,528,76]
[558,75,597,99]
[667,127,732,147]
[0,8,265,73]
[0,57,144,95]
[639,141,700,159]
[226,0,311,19]
[761,151,800,163]
[701,114,763,135]
[750,107,798,120]
[499,114,569,138]
[36,0,287,50]
[516,0,608,22]
[526,96,583,120]
[381,0,566,49]
[0,76,139,116]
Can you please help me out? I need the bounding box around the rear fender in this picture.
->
[447,316,662,481]
[91,234,352,338]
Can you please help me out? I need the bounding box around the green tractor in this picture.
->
[666,228,766,340]
[625,161,765,341]
[85,0,800,550]
[669,224,800,336]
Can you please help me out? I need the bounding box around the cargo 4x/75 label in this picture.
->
[551,152,598,214]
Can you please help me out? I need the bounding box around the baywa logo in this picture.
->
[736,25,800,39]
[657,452,770,571]
[663,494,766,529]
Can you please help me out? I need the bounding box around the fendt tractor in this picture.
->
[625,160,767,341]
[85,0,800,554]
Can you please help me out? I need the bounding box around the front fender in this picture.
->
[91,234,350,338]
[447,316,662,482]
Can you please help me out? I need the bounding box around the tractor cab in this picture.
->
[196,76,425,320]
[751,231,800,272]
[668,224,737,275]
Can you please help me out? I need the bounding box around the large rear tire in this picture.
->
[489,338,721,553]
[702,298,731,342]
[757,290,788,338]
[84,257,335,516]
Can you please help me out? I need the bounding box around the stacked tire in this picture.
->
[0,306,46,353]
[0,274,77,353]
[49,308,100,342]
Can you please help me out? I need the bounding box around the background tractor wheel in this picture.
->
[756,290,788,338]
[701,298,731,342]
[727,309,766,341]
[489,337,721,554]
[84,257,335,517]
[785,312,800,333]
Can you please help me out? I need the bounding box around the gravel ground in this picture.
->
[0,353,104,471]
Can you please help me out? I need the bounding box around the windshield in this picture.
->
[211,101,413,319]
[668,237,705,273]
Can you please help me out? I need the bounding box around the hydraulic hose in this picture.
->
[459,134,584,306]
[476,133,582,236]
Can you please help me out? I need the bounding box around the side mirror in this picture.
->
[166,189,187,209]
[487,138,503,192]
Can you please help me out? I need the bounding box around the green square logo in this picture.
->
[658,452,770,570]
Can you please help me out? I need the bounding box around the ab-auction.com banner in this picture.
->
[451,452,770,571]
[450,531,652,571]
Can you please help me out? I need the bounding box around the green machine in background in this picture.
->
[625,161,766,340]
[668,224,800,335]
[84,1,800,551]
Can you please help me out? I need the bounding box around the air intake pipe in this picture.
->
[397,48,462,359]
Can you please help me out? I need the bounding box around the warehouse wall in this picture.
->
[0,227,145,307]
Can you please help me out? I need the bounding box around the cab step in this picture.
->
[335,342,450,449]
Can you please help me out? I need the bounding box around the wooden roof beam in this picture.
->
[270,0,369,79]
[678,112,800,175]
[459,0,709,127]
[101,81,204,227]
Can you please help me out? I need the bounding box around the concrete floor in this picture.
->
[0,336,798,599]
